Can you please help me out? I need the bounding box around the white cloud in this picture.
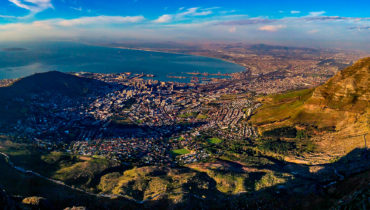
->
[8,0,53,16]
[153,7,214,24]
[0,9,369,51]
[308,11,326,17]
[177,7,212,18]
[258,25,286,32]
[153,15,172,23]
[58,16,145,26]
[70,7,83,12]
[290,10,301,14]
[0,14,16,19]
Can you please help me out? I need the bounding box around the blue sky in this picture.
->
[0,0,369,50]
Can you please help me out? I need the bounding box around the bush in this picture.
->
[258,139,295,155]
[263,127,297,138]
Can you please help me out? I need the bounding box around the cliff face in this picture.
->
[295,57,370,155]
[293,57,370,130]
[306,57,370,112]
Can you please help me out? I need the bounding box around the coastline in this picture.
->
[0,41,246,81]
[103,45,247,72]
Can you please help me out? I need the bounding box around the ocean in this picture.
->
[0,41,244,82]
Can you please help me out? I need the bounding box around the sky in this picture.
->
[0,0,369,50]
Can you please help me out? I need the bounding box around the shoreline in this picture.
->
[86,41,247,72]
[112,46,247,71]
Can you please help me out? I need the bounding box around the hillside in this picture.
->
[251,57,370,157]
[0,71,108,98]
[0,71,110,123]
[300,57,370,126]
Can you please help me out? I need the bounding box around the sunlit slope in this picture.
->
[300,57,370,132]
[251,57,370,154]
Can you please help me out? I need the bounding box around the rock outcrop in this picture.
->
[306,57,370,112]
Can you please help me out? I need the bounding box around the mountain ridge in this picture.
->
[0,71,108,99]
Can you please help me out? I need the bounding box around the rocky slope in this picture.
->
[297,57,369,154]
[252,57,370,158]
[298,57,369,128]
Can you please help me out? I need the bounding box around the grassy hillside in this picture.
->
[251,88,314,131]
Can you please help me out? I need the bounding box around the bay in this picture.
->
[0,42,244,82]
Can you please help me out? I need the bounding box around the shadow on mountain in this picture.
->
[0,71,116,125]
[141,148,370,210]
[0,71,206,141]
[0,147,368,209]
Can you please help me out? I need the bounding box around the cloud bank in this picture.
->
[0,5,369,51]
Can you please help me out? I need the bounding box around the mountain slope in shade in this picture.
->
[0,71,108,98]
[0,71,110,123]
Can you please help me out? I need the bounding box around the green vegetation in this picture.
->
[0,154,136,209]
[257,138,316,155]
[262,127,297,138]
[178,112,198,118]
[178,136,185,141]
[0,140,118,192]
[251,88,314,129]
[296,130,309,140]
[207,170,247,194]
[207,137,223,144]
[258,139,295,155]
[171,148,190,156]
[196,113,208,119]
[98,166,216,201]
[254,172,291,191]
[53,157,116,189]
